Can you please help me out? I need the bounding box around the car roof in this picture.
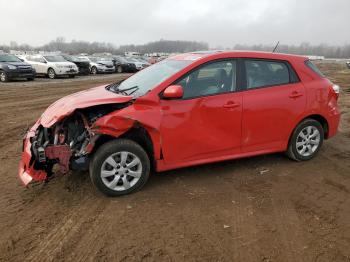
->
[169,50,308,63]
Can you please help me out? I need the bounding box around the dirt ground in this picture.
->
[0,64,349,262]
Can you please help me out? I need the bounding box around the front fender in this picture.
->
[92,98,162,159]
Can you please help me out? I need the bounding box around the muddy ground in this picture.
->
[0,65,349,262]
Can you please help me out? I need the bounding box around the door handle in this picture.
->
[289,91,303,98]
[223,101,240,108]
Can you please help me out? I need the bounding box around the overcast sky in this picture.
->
[1,0,349,47]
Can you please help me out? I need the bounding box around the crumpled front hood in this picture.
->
[39,85,133,127]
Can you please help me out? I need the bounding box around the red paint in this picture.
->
[162,85,184,99]
[18,51,340,185]
[45,145,72,173]
[40,85,133,127]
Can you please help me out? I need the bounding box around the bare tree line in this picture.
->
[233,43,350,58]
[1,38,349,58]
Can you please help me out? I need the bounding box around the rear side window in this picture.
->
[305,60,325,77]
[245,60,292,89]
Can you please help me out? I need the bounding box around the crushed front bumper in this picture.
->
[18,125,47,186]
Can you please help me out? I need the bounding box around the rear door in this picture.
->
[241,59,306,152]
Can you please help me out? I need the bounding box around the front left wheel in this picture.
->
[90,139,150,196]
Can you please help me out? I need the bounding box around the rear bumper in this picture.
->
[97,67,115,73]
[78,67,90,75]
[56,69,78,75]
[327,107,341,139]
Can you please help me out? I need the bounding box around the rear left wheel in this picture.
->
[90,139,150,196]
[287,119,324,161]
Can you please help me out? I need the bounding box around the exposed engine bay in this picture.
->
[29,103,130,179]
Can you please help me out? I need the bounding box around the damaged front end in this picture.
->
[18,103,130,186]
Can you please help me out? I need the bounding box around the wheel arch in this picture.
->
[91,126,156,171]
[289,114,329,143]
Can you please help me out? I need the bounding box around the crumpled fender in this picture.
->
[92,97,163,159]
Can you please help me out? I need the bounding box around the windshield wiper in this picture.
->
[106,81,122,92]
[105,82,139,96]
[118,86,139,95]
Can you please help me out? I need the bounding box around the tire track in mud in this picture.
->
[26,197,106,262]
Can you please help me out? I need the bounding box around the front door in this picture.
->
[160,60,243,164]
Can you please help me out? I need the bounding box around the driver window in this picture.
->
[176,60,236,99]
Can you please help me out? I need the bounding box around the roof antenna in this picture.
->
[272,41,280,53]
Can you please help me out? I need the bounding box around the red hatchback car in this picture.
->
[18,51,340,196]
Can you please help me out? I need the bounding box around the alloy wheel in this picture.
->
[48,69,55,79]
[100,151,142,191]
[296,126,321,157]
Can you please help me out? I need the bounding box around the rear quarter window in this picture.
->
[305,60,325,77]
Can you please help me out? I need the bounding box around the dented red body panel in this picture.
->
[18,51,341,186]
[40,85,133,127]
[18,124,47,185]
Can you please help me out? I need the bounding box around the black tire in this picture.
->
[69,75,75,78]
[27,78,35,81]
[117,65,123,73]
[47,68,56,79]
[0,71,9,82]
[90,139,150,197]
[286,119,324,161]
[91,66,97,75]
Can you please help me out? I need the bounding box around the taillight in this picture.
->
[331,84,340,99]
[332,84,340,94]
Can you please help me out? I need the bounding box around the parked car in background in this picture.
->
[145,56,158,64]
[18,51,340,196]
[80,57,115,74]
[0,53,36,82]
[126,57,150,71]
[61,55,90,75]
[346,61,350,69]
[22,55,78,79]
[110,56,138,73]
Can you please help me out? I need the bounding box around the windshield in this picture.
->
[100,57,112,62]
[116,57,128,63]
[89,57,101,62]
[0,54,22,62]
[112,59,191,97]
[129,58,140,63]
[78,57,90,62]
[44,55,67,62]
[72,56,87,62]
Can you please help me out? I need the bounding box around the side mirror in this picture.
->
[163,85,184,99]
